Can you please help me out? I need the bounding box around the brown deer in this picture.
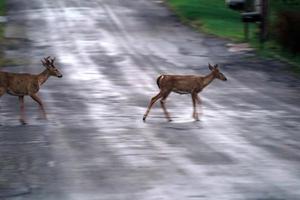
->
[143,64,227,122]
[0,56,63,124]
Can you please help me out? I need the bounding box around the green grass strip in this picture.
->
[166,0,256,41]
[166,0,300,69]
[0,0,5,16]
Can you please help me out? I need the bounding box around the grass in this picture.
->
[166,0,253,41]
[0,0,28,68]
[0,0,5,16]
[166,0,300,69]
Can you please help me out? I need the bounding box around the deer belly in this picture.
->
[6,80,39,96]
[172,89,190,95]
[7,88,28,96]
[6,90,28,96]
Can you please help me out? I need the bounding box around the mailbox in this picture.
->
[226,0,246,11]
[241,12,261,22]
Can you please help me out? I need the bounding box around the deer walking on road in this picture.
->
[0,56,63,124]
[143,64,227,122]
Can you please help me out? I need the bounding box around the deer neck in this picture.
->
[38,69,50,86]
[202,72,216,89]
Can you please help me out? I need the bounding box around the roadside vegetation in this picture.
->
[0,0,18,68]
[166,0,300,71]
[0,0,4,15]
[0,0,5,39]
[0,0,6,67]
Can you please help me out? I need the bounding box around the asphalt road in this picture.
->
[1,0,300,199]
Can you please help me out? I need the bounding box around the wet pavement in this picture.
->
[1,0,300,199]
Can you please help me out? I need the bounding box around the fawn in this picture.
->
[143,64,227,121]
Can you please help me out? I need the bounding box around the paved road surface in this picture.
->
[1,0,300,199]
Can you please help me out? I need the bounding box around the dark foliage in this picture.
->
[274,10,300,54]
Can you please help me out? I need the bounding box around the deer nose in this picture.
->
[58,75,63,78]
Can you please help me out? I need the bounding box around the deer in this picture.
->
[143,64,227,122]
[0,56,63,124]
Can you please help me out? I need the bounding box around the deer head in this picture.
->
[41,56,63,78]
[208,63,227,81]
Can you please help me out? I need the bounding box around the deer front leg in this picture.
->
[160,92,172,122]
[196,94,202,117]
[143,92,162,122]
[19,96,26,125]
[191,93,199,121]
[0,88,5,125]
[30,93,47,120]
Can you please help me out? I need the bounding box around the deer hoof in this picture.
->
[19,119,27,125]
[194,117,200,121]
[37,117,47,121]
[143,116,146,122]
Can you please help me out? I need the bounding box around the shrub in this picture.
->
[274,10,300,55]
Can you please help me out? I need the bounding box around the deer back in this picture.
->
[158,75,204,94]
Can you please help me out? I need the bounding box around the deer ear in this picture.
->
[214,64,219,69]
[208,63,214,71]
[51,57,56,64]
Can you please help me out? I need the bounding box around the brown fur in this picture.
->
[1,72,40,96]
[0,57,62,124]
[143,64,227,121]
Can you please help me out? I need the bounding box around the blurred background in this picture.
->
[0,0,300,199]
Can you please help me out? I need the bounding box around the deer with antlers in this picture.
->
[0,56,63,124]
[143,64,227,122]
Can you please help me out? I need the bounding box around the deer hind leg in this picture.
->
[30,93,47,120]
[19,96,27,125]
[160,91,172,122]
[191,93,200,121]
[143,92,163,121]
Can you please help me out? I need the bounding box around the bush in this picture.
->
[274,11,300,55]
